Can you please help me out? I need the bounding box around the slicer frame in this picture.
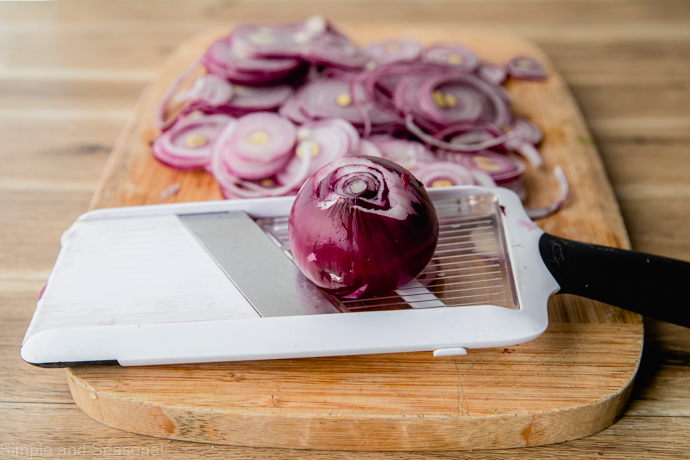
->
[21,186,559,367]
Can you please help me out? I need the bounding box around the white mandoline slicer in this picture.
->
[21,185,690,367]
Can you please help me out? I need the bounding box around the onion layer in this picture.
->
[152,113,233,169]
[214,112,296,180]
[289,156,439,299]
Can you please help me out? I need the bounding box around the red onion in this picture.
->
[422,44,481,73]
[405,115,513,152]
[223,84,294,115]
[369,136,435,171]
[213,112,296,180]
[327,117,362,154]
[477,62,507,86]
[301,31,367,70]
[279,94,311,124]
[229,16,327,59]
[412,161,477,188]
[203,37,305,84]
[152,114,233,169]
[276,119,353,186]
[174,74,234,113]
[153,18,563,218]
[209,120,314,199]
[156,58,204,129]
[363,39,423,66]
[507,56,548,80]
[434,150,524,197]
[358,139,383,157]
[509,117,543,145]
[289,156,439,299]
[421,73,513,128]
[525,166,570,219]
[436,150,525,183]
[297,78,397,129]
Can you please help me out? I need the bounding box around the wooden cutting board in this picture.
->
[65,24,643,451]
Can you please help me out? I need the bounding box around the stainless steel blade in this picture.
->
[179,211,340,317]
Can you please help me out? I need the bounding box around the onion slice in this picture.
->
[363,39,423,66]
[224,84,294,115]
[525,166,570,219]
[152,113,234,169]
[412,161,478,188]
[405,115,512,152]
[301,31,368,70]
[203,37,305,83]
[507,56,548,80]
[297,78,397,129]
[156,58,204,130]
[214,112,296,180]
[229,16,327,59]
[369,136,435,171]
[422,44,481,73]
[477,62,507,86]
[276,119,352,186]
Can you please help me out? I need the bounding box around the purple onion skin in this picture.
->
[289,156,439,299]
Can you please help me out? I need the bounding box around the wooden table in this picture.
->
[1,1,688,458]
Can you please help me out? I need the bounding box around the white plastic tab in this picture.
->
[433,347,468,357]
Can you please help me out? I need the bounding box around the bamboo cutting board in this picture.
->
[66,24,643,451]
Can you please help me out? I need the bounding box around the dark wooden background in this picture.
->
[1,1,688,458]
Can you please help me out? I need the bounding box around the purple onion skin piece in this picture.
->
[289,156,439,299]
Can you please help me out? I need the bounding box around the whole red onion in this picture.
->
[288,156,439,299]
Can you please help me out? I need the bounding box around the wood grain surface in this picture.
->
[63,25,645,451]
[2,1,689,458]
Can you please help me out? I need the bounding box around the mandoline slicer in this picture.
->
[21,185,690,367]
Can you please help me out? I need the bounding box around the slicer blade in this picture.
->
[179,211,341,317]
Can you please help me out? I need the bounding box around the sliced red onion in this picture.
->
[477,62,507,86]
[422,44,480,73]
[326,118,361,154]
[507,56,548,80]
[279,94,311,124]
[417,80,484,127]
[152,114,234,170]
[212,141,314,199]
[419,73,513,128]
[153,20,559,217]
[369,136,435,171]
[443,123,503,145]
[363,39,423,66]
[509,117,543,145]
[468,169,497,188]
[213,112,296,180]
[174,74,234,111]
[358,139,383,157]
[203,37,304,83]
[301,31,367,70]
[289,156,439,298]
[224,84,294,114]
[297,78,397,128]
[276,119,351,185]
[525,166,569,219]
[405,115,512,152]
[412,161,477,188]
[361,62,420,112]
[156,58,204,129]
[504,139,543,168]
[435,150,526,183]
[229,16,327,59]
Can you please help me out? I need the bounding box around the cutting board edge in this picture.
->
[66,348,640,451]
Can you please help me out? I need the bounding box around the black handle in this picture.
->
[539,233,690,327]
